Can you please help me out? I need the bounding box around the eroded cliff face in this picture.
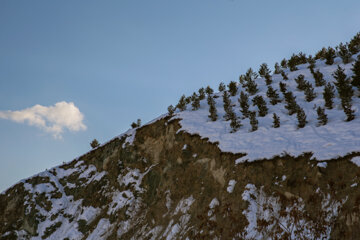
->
[1,116,360,239]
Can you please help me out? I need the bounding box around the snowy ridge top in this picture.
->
[172,56,360,162]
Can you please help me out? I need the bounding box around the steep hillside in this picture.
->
[2,37,360,239]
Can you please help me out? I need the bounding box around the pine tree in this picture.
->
[272,113,280,128]
[167,105,175,115]
[348,32,360,54]
[351,55,360,90]
[333,65,354,106]
[238,91,250,118]
[90,139,100,149]
[323,83,335,109]
[198,87,205,100]
[191,92,200,110]
[259,63,271,78]
[281,58,288,68]
[315,47,327,60]
[295,74,307,91]
[325,47,336,65]
[229,110,241,132]
[307,55,316,69]
[265,74,272,85]
[338,42,352,64]
[279,82,287,95]
[284,91,299,115]
[223,91,232,120]
[252,95,268,117]
[249,111,258,132]
[312,69,326,87]
[177,95,187,111]
[297,108,307,128]
[185,96,191,104]
[219,82,226,92]
[131,119,141,128]
[205,85,214,95]
[281,71,288,80]
[288,54,299,71]
[228,81,238,96]
[304,82,316,102]
[244,68,258,95]
[266,86,281,105]
[316,106,328,126]
[274,62,281,74]
[343,101,355,121]
[207,95,217,121]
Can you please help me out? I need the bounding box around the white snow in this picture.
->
[317,162,328,168]
[351,183,358,187]
[171,58,360,163]
[227,179,236,193]
[173,195,195,215]
[350,156,360,167]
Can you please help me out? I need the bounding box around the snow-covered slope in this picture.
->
[175,55,360,163]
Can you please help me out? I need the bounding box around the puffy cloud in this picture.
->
[0,101,87,138]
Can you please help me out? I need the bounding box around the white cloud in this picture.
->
[0,101,87,138]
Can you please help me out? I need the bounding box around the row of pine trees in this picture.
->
[167,32,360,132]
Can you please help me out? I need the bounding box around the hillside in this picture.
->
[2,35,360,239]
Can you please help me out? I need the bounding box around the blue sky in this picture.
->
[1,0,360,191]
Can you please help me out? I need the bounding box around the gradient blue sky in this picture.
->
[1,0,360,191]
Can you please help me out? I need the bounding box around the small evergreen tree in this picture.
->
[244,68,258,95]
[279,82,287,95]
[307,55,316,69]
[265,74,272,85]
[223,91,232,120]
[338,42,352,64]
[131,119,141,128]
[185,96,191,104]
[284,91,299,115]
[207,95,217,121]
[288,54,299,71]
[348,32,360,54]
[228,81,238,96]
[191,92,200,110]
[238,91,250,118]
[295,74,307,91]
[252,95,268,117]
[167,105,175,115]
[90,139,100,149]
[177,95,187,111]
[281,58,288,68]
[205,85,214,95]
[316,106,328,126]
[229,110,241,132]
[274,62,281,74]
[219,82,226,92]
[259,63,271,78]
[266,86,281,105]
[296,108,307,128]
[333,65,354,106]
[198,87,205,100]
[325,47,336,65]
[239,74,245,85]
[304,82,316,102]
[281,71,288,80]
[315,47,327,60]
[343,101,355,121]
[272,113,280,128]
[323,83,335,109]
[351,55,360,90]
[312,69,326,87]
[249,111,258,132]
